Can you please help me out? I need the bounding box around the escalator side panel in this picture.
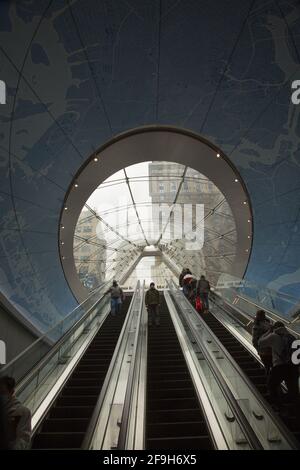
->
[32,297,132,449]
[199,310,300,447]
[146,298,213,449]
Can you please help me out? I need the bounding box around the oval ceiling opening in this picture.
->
[60,127,252,301]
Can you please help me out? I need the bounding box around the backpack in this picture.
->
[276,332,296,365]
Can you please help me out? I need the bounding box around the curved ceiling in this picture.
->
[0,0,300,331]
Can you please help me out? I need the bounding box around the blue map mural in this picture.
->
[0,0,299,331]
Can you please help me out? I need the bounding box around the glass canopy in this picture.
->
[73,161,237,290]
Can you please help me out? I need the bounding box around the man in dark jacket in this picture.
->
[0,376,31,449]
[197,275,211,312]
[259,322,299,406]
[145,282,160,326]
[252,310,272,374]
[108,280,124,315]
[179,268,191,288]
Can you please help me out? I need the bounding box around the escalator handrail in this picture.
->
[211,283,299,327]
[82,281,144,449]
[167,282,263,450]
[117,281,146,450]
[211,288,300,338]
[1,284,111,389]
[168,280,299,449]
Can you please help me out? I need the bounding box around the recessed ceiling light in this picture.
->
[61,225,65,229]
[61,241,65,245]
[247,219,251,223]
[74,183,79,188]
[94,157,98,162]
[234,179,238,183]
[243,201,247,205]
[216,153,220,158]
[247,235,251,239]
[62,256,65,260]
[64,206,68,210]
[245,249,249,253]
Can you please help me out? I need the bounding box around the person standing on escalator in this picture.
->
[109,280,124,315]
[252,310,272,374]
[145,282,160,326]
[0,376,31,449]
[197,275,211,312]
[259,321,299,407]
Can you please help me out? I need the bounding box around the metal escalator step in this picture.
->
[74,364,111,371]
[246,368,266,376]
[147,421,208,438]
[246,375,267,385]
[33,432,85,449]
[49,406,94,419]
[148,371,192,381]
[70,371,107,380]
[146,435,213,449]
[149,379,195,389]
[67,378,104,387]
[55,394,99,407]
[147,408,203,424]
[148,350,183,357]
[148,387,196,399]
[148,397,199,410]
[148,365,189,375]
[232,356,257,363]
[41,418,89,433]
[61,386,103,396]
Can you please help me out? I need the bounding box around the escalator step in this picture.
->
[148,387,195,399]
[148,397,199,410]
[148,371,192,381]
[149,379,194,389]
[49,405,94,419]
[56,395,99,406]
[147,408,203,424]
[147,421,208,438]
[61,386,102,396]
[41,418,89,433]
[33,432,85,449]
[146,435,213,450]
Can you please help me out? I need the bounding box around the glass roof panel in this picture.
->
[74,161,238,290]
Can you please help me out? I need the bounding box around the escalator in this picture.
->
[146,297,213,449]
[32,296,131,449]
[199,308,300,446]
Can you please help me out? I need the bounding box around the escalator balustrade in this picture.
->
[32,296,131,449]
